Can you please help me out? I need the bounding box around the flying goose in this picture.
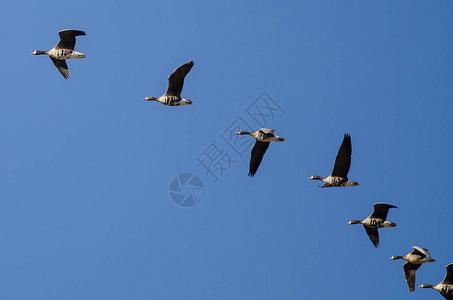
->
[31,29,86,79]
[347,203,397,247]
[236,128,285,176]
[390,246,436,292]
[309,133,359,187]
[419,263,453,299]
[144,61,194,106]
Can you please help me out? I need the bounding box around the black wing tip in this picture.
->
[365,228,380,247]
[60,70,69,79]
[366,233,379,247]
[180,60,194,68]
[445,263,453,273]
[374,202,398,209]
[59,29,86,36]
[248,171,256,177]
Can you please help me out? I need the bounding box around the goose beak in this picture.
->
[31,51,37,55]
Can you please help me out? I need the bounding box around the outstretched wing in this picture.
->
[403,262,421,292]
[260,128,275,134]
[50,57,69,79]
[331,133,352,178]
[249,141,270,177]
[166,61,194,97]
[442,294,453,300]
[442,263,453,285]
[364,226,379,247]
[411,246,430,258]
[370,203,398,220]
[259,128,277,140]
[56,29,86,50]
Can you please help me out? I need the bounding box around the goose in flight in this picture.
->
[236,128,285,176]
[144,61,194,106]
[419,263,453,299]
[31,29,86,79]
[347,203,397,247]
[390,246,436,292]
[309,133,359,187]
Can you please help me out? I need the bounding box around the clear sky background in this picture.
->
[0,0,452,299]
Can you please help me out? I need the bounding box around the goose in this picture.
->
[309,133,359,187]
[390,246,436,292]
[347,203,397,247]
[144,61,194,106]
[31,29,86,79]
[419,263,453,299]
[236,128,285,176]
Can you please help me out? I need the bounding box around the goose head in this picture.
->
[390,255,405,260]
[345,181,360,187]
[236,131,251,135]
[31,50,47,55]
[347,220,362,225]
[308,175,324,181]
[144,96,158,101]
[419,284,434,289]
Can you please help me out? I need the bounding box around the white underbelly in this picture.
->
[49,49,85,60]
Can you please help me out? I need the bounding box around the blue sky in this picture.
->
[0,0,452,299]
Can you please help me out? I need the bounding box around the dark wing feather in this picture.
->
[364,226,379,247]
[411,246,429,258]
[370,203,398,220]
[50,57,69,79]
[331,133,352,178]
[259,129,275,139]
[56,30,86,50]
[165,61,194,97]
[442,263,453,285]
[248,141,270,177]
[403,262,421,292]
